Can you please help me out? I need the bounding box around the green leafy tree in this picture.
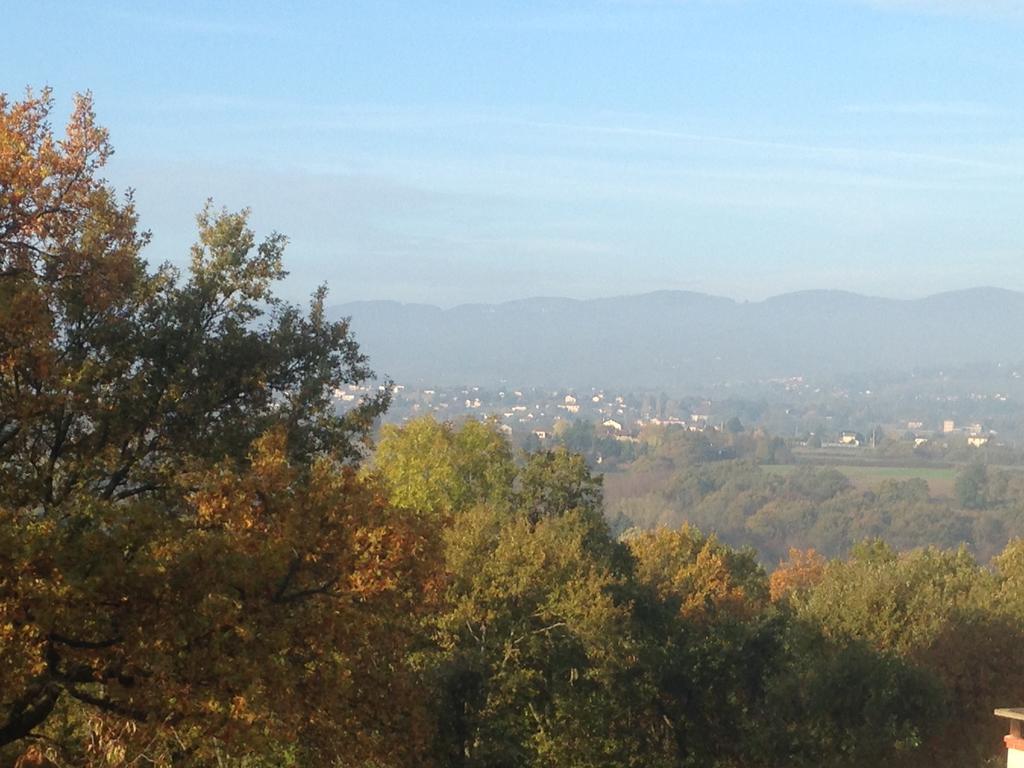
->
[791,544,1023,767]
[375,420,632,766]
[518,447,603,528]
[0,90,427,767]
[955,463,989,510]
[374,417,514,518]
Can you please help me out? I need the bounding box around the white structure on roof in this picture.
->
[997,709,1024,768]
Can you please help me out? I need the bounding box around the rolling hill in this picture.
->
[331,287,1024,388]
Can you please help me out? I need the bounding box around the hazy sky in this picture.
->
[6,0,1024,306]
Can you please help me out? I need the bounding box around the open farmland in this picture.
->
[762,463,959,496]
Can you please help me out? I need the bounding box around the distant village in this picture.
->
[336,383,671,443]
[333,377,1017,451]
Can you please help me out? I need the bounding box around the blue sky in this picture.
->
[5,0,1024,306]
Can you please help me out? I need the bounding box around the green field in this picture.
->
[762,464,958,496]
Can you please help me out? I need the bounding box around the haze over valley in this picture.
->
[336,286,1024,388]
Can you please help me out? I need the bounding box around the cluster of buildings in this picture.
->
[332,384,717,442]
[822,419,997,450]
[939,419,994,448]
[332,382,1012,451]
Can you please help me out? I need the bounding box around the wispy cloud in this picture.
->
[841,101,1004,117]
[854,0,1024,17]
[513,118,1016,174]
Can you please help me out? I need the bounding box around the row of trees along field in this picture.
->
[3,90,1024,767]
[585,424,1024,564]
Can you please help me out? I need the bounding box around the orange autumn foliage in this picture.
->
[0,89,422,766]
[769,548,827,602]
[628,525,769,623]
[1,426,442,765]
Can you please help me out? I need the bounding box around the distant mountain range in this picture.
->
[331,288,1024,389]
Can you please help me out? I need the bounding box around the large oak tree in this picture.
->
[0,89,435,766]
